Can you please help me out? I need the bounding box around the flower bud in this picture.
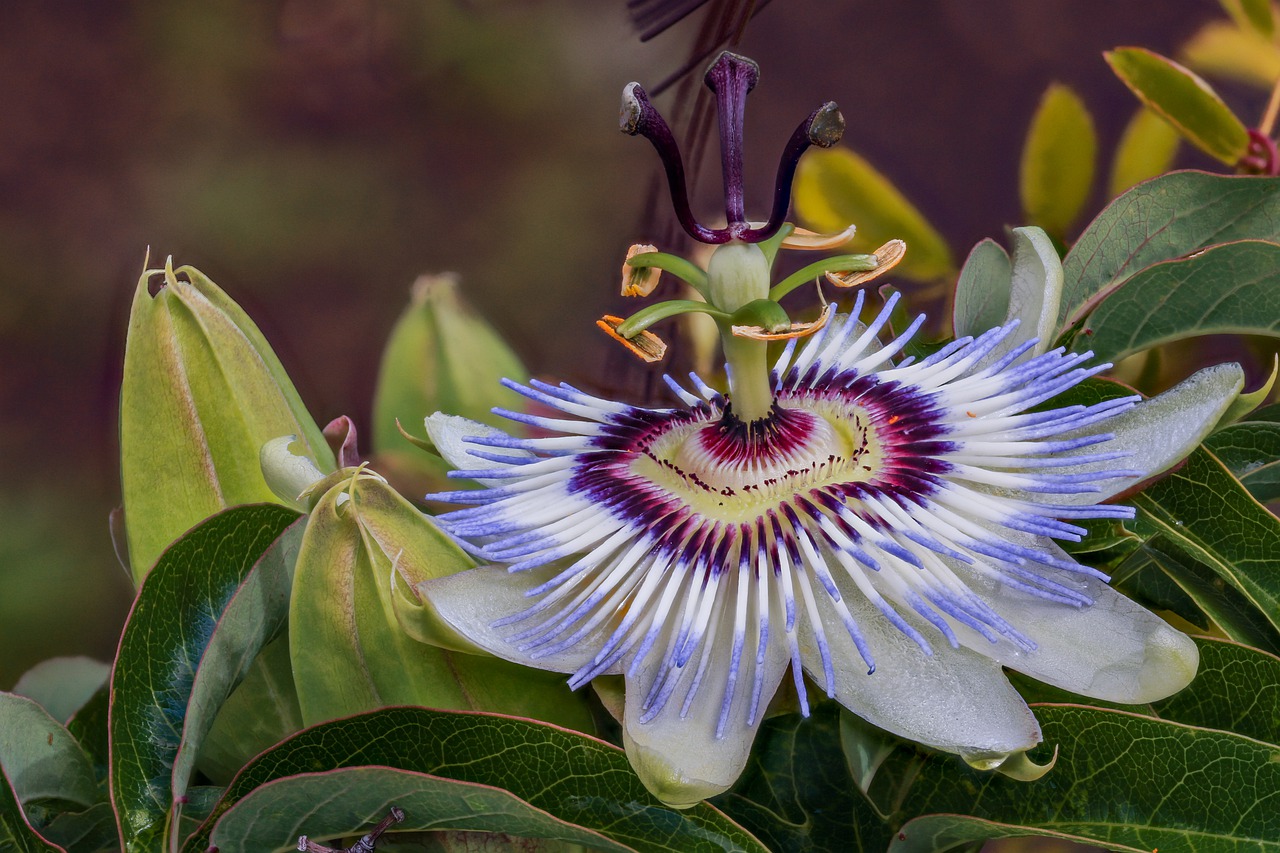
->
[371,274,527,486]
[119,259,335,582]
[287,463,593,732]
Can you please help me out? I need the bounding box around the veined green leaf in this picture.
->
[0,767,63,853]
[1132,447,1280,638]
[1205,403,1280,503]
[35,803,116,853]
[1106,47,1250,165]
[109,503,302,853]
[208,766,631,852]
[952,238,1011,339]
[793,147,954,281]
[1060,171,1280,331]
[1155,637,1280,745]
[716,705,893,853]
[196,634,302,784]
[892,705,1280,851]
[183,707,767,853]
[65,689,110,787]
[1071,239,1280,362]
[1109,108,1181,197]
[1019,83,1097,239]
[1112,534,1280,654]
[0,694,98,809]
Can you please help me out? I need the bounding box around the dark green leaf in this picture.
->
[1132,448,1280,637]
[1060,171,1280,331]
[893,705,1280,851]
[64,690,109,788]
[1072,240,1280,362]
[36,804,115,853]
[716,705,893,853]
[0,695,98,809]
[183,707,766,853]
[109,503,302,853]
[1106,48,1249,165]
[1112,535,1280,654]
[0,767,63,853]
[1205,404,1280,503]
[209,766,630,853]
[952,238,1011,339]
[1155,638,1280,744]
[197,634,302,784]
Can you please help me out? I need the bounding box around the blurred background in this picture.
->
[0,0,1242,827]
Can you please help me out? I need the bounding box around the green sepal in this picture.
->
[1216,355,1278,427]
[119,259,333,582]
[371,274,527,485]
[289,472,594,733]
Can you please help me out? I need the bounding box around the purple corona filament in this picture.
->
[621,52,846,244]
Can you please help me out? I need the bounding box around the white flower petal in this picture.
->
[425,413,533,477]
[417,564,615,674]
[1055,362,1244,504]
[799,572,1041,763]
[948,538,1198,704]
[1008,227,1063,354]
[980,226,1063,362]
[621,595,790,807]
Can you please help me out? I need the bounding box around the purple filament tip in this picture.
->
[620,51,844,245]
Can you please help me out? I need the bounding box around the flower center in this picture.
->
[635,403,883,522]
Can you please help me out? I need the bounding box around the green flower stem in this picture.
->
[627,252,711,298]
[616,300,730,338]
[720,323,773,422]
[768,253,879,302]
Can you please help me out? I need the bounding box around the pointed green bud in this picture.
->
[371,274,528,485]
[119,259,335,583]
[288,469,594,732]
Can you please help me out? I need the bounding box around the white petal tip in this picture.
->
[1131,625,1200,703]
[626,739,733,808]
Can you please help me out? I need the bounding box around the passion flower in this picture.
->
[414,52,1240,807]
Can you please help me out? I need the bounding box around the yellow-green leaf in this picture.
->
[1019,83,1097,238]
[1219,0,1274,37]
[794,147,954,281]
[1182,19,1280,88]
[1106,47,1250,165]
[1108,108,1181,197]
